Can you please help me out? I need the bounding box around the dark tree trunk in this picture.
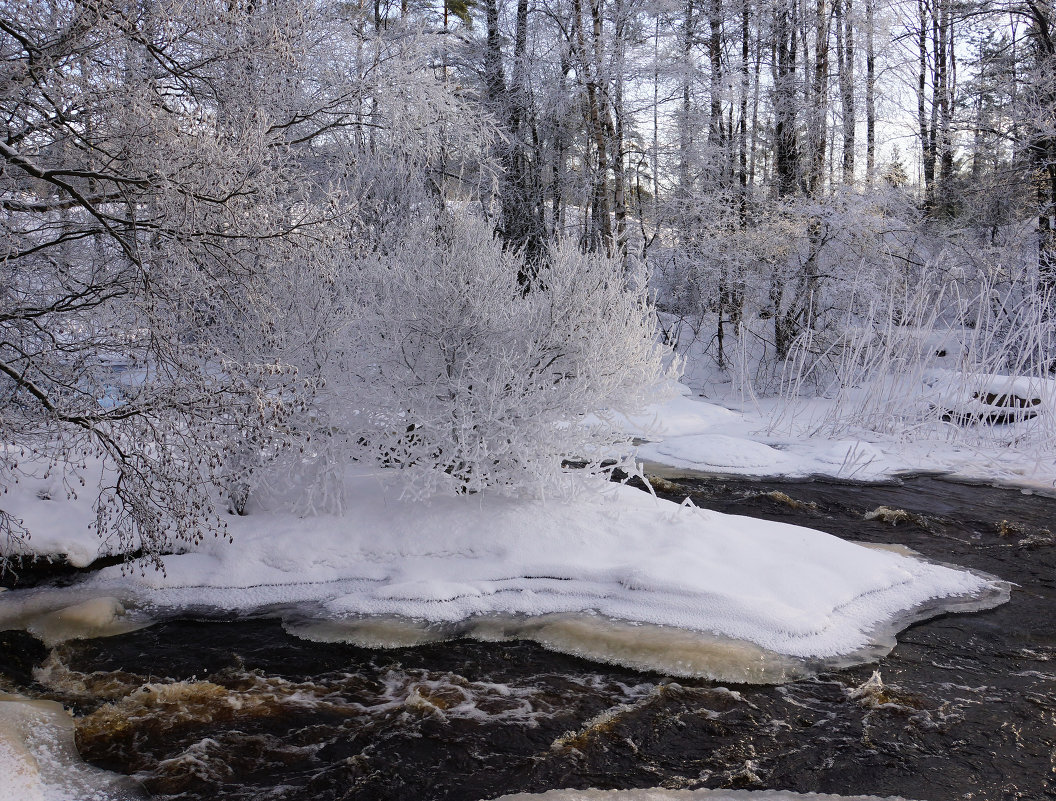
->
[918,0,936,213]
[774,0,799,199]
[836,0,855,183]
[807,0,829,196]
[679,0,695,193]
[865,0,875,181]
[1027,2,1056,298]
[484,0,506,105]
[708,0,726,182]
[934,0,954,216]
[502,0,547,271]
[612,0,628,260]
[739,0,750,201]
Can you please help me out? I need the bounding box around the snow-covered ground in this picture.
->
[628,380,1056,490]
[0,456,1005,799]
[0,692,140,801]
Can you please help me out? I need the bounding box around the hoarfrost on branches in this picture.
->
[270,215,672,506]
[353,216,670,498]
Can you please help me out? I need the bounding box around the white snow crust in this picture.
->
[649,435,789,470]
[0,456,116,568]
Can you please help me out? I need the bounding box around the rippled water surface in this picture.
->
[1,475,1054,800]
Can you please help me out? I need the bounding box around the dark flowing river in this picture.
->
[1,474,1054,800]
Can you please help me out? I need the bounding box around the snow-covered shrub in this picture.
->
[0,0,342,568]
[0,2,503,563]
[307,215,671,500]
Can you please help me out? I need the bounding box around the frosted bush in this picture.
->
[322,215,672,499]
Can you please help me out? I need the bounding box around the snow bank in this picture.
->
[0,454,121,568]
[648,435,790,471]
[924,368,1055,424]
[495,790,916,801]
[621,388,901,482]
[622,383,1056,489]
[19,597,150,647]
[1,464,1006,682]
[609,382,741,439]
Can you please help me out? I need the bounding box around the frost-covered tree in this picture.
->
[350,215,669,497]
[0,0,334,565]
[1,0,672,569]
[0,0,476,564]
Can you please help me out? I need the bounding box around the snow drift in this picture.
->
[1,465,1007,683]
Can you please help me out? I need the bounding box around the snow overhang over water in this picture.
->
[1,465,1008,683]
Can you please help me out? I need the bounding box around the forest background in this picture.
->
[2,0,1055,566]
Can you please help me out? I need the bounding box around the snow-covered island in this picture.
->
[2,443,1008,685]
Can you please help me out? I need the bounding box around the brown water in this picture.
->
[1,474,1053,801]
